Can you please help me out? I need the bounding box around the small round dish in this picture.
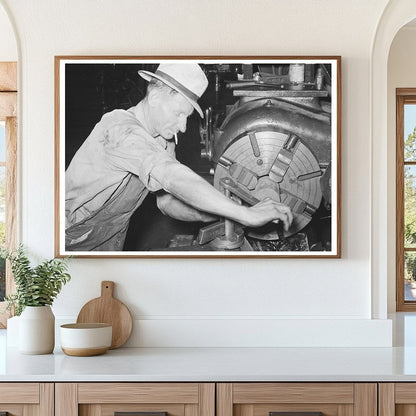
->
[60,323,112,357]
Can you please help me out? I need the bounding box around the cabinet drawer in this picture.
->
[0,383,39,403]
[379,383,416,415]
[56,383,215,416]
[78,383,200,404]
[218,383,376,416]
[0,383,53,416]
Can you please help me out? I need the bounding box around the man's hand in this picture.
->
[242,198,293,231]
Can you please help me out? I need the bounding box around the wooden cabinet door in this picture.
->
[379,383,416,416]
[0,383,53,416]
[55,383,215,416]
[217,383,377,416]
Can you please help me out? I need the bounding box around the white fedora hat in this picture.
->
[138,63,208,117]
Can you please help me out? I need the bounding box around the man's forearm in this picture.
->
[156,192,217,222]
[152,161,293,230]
[154,163,250,223]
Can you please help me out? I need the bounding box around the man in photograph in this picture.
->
[65,63,293,251]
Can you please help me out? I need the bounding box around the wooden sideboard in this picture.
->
[2,381,416,416]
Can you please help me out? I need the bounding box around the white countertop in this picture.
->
[3,313,416,382]
[2,345,416,382]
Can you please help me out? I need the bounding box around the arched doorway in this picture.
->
[371,1,416,318]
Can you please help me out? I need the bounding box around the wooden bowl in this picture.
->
[60,323,112,356]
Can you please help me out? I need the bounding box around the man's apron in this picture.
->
[65,173,148,251]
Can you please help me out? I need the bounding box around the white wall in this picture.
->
[0,0,394,347]
[387,26,416,312]
[0,3,16,61]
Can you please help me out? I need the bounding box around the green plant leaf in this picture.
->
[4,245,71,316]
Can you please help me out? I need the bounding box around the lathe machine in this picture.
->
[190,61,335,252]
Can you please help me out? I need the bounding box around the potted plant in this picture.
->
[4,245,71,354]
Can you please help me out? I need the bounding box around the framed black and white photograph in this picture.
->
[55,56,341,258]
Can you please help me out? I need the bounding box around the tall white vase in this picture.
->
[19,306,55,354]
[6,315,20,347]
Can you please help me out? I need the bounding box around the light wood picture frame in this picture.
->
[55,56,341,258]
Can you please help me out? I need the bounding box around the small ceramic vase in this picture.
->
[18,305,55,354]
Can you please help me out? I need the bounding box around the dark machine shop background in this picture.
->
[65,62,332,252]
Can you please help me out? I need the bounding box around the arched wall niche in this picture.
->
[0,0,410,333]
[371,0,416,318]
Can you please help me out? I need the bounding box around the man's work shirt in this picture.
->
[65,103,177,251]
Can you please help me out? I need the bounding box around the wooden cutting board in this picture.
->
[76,281,133,349]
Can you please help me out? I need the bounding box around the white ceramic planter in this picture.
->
[19,305,55,354]
[6,315,20,347]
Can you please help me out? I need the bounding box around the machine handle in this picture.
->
[200,107,213,160]
[115,413,167,416]
[269,413,323,416]
[219,177,260,206]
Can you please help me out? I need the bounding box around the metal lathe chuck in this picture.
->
[213,130,323,239]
